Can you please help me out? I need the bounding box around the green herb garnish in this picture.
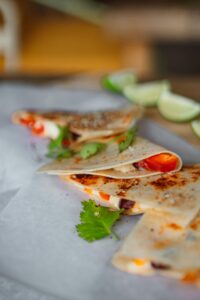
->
[48,126,71,149]
[118,127,137,153]
[80,142,106,159]
[47,126,74,159]
[76,200,122,242]
[46,148,73,160]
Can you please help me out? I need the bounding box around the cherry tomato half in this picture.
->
[20,116,35,128]
[138,153,179,172]
[31,124,44,136]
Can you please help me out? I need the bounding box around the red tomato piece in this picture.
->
[137,153,179,172]
[31,124,44,136]
[20,116,35,128]
[99,191,110,201]
[62,138,70,148]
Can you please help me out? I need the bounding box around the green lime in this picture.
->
[158,92,200,122]
[123,80,170,107]
[102,69,137,93]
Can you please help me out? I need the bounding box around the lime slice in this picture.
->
[158,92,200,122]
[191,120,200,138]
[102,69,137,93]
[123,80,170,107]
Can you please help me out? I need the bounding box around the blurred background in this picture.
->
[0,0,199,78]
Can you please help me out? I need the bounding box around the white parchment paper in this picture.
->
[0,83,200,300]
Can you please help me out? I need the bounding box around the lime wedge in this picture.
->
[123,80,170,107]
[158,92,200,122]
[191,120,200,138]
[102,69,137,93]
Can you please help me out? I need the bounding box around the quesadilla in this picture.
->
[62,165,200,225]
[12,105,142,142]
[112,210,200,286]
[39,136,182,178]
[61,176,142,215]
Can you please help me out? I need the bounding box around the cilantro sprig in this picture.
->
[46,126,74,160]
[76,200,123,242]
[80,142,106,159]
[118,127,137,153]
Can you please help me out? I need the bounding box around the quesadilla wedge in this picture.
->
[61,176,143,215]
[39,136,182,178]
[113,210,200,286]
[12,105,142,143]
[62,165,200,226]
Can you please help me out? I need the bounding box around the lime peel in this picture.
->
[123,80,170,107]
[158,92,200,122]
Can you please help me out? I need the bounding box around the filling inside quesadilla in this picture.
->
[39,136,182,178]
[113,153,179,173]
[62,165,200,226]
[12,111,79,141]
[12,106,142,143]
[133,153,179,172]
[61,175,145,215]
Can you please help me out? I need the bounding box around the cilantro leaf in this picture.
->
[46,148,73,160]
[46,126,74,160]
[76,200,122,242]
[48,126,71,150]
[80,142,106,159]
[118,127,137,153]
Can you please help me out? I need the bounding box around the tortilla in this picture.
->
[112,210,200,286]
[12,105,142,142]
[62,165,200,226]
[39,136,182,178]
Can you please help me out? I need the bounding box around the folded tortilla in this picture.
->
[12,105,142,142]
[62,165,200,226]
[61,176,143,215]
[39,136,182,178]
[113,209,200,286]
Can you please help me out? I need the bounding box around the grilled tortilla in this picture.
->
[39,137,182,178]
[61,176,143,215]
[12,105,142,142]
[113,210,200,286]
[62,165,200,226]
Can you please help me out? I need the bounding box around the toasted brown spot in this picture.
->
[154,241,171,249]
[150,178,177,190]
[150,175,186,190]
[101,176,118,184]
[75,157,82,163]
[191,170,200,182]
[182,272,198,284]
[70,109,133,131]
[116,190,126,197]
[151,262,171,270]
[167,223,183,230]
[73,174,99,185]
[190,219,200,230]
[118,179,140,191]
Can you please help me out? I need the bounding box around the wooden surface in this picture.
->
[104,5,200,41]
[59,74,200,150]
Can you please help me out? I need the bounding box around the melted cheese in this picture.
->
[127,259,152,275]
[43,120,60,139]
[114,164,136,173]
